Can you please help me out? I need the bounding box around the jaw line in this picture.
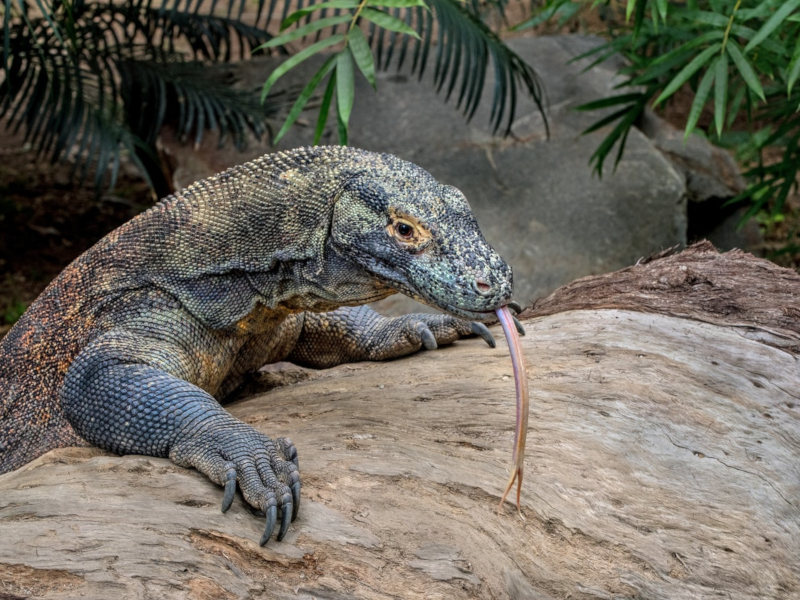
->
[407,287,504,322]
[426,300,499,322]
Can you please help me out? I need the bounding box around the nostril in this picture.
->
[474,279,491,294]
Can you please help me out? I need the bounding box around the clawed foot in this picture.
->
[408,314,497,351]
[407,301,525,352]
[220,436,300,544]
[171,421,301,545]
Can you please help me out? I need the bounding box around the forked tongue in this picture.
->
[496,305,529,516]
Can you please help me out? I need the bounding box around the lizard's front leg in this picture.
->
[288,305,497,369]
[60,327,300,544]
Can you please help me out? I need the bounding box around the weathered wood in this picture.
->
[525,240,800,351]
[1,245,798,599]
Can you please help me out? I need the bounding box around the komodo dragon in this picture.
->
[0,146,514,544]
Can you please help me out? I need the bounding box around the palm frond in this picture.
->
[371,0,545,135]
[2,0,547,195]
[1,0,279,193]
[117,60,272,147]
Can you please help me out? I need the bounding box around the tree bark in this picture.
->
[1,242,798,599]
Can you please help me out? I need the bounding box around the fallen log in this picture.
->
[1,242,798,599]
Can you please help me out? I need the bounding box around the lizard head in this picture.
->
[331,154,513,321]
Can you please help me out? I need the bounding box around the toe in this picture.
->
[470,322,496,347]
[277,437,299,469]
[261,504,278,546]
[512,315,526,336]
[414,321,438,350]
[277,490,293,541]
[221,463,237,512]
[291,480,301,521]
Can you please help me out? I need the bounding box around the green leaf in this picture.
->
[738,0,783,21]
[336,49,355,137]
[654,43,721,106]
[727,83,746,129]
[685,66,714,139]
[581,105,635,135]
[787,36,800,94]
[713,53,728,137]
[348,27,376,88]
[625,0,636,22]
[730,23,785,56]
[628,32,724,87]
[587,103,641,176]
[273,55,337,144]
[280,1,361,30]
[360,7,420,38]
[513,0,572,31]
[692,10,729,27]
[314,73,337,145]
[260,34,345,103]
[576,92,644,111]
[726,40,765,102]
[255,15,353,49]
[337,102,348,144]
[367,0,427,7]
[655,0,668,21]
[744,0,800,53]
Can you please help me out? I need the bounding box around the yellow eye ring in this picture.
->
[386,208,432,248]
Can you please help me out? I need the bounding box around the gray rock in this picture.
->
[639,109,761,251]
[641,109,745,204]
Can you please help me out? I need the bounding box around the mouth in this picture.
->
[403,277,510,321]
[429,301,504,322]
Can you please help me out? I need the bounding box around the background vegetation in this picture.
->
[524,0,800,258]
[1,0,544,197]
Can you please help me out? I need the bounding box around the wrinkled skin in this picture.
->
[0,146,514,544]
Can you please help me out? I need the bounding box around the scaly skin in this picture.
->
[0,146,512,544]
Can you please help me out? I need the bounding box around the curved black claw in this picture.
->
[507,301,523,314]
[291,481,301,521]
[221,464,237,512]
[260,504,278,546]
[512,315,526,336]
[277,497,293,541]
[470,322,496,348]
[415,322,438,350]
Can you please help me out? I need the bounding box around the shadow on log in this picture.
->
[1,242,798,599]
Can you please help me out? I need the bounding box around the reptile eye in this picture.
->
[396,222,414,239]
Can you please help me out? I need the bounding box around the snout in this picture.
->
[419,257,513,322]
[460,263,514,319]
